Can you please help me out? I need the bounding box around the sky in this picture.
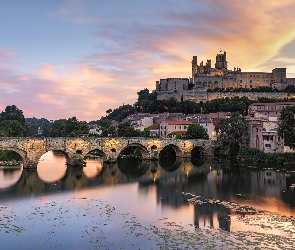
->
[1,0,295,121]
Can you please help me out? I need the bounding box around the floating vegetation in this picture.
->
[0,194,295,249]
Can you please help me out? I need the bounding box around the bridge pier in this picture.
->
[23,158,39,169]
[66,153,84,166]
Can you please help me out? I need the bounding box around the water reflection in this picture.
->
[0,165,23,189]
[83,157,103,178]
[37,151,67,183]
[0,154,294,221]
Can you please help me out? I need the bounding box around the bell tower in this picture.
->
[215,51,228,70]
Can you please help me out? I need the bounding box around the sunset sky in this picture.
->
[1,0,295,121]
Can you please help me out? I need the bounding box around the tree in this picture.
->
[0,105,26,125]
[117,121,140,137]
[185,124,209,139]
[50,117,88,137]
[0,120,28,137]
[215,112,248,159]
[0,105,29,137]
[278,105,295,149]
[97,118,113,136]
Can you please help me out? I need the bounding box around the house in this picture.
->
[249,102,295,117]
[246,115,284,153]
[146,124,160,137]
[160,120,192,138]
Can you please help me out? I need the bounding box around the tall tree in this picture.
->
[278,105,295,149]
[215,112,248,159]
[185,123,209,139]
[0,105,28,137]
[117,121,140,137]
[0,105,26,125]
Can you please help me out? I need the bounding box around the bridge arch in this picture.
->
[118,143,150,159]
[0,147,27,161]
[83,149,107,162]
[159,144,183,158]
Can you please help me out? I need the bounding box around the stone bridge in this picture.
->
[0,137,219,169]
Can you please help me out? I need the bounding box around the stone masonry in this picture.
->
[0,137,218,169]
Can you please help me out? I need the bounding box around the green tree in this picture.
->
[117,121,140,137]
[106,104,135,122]
[278,105,295,149]
[97,118,113,136]
[50,117,88,137]
[185,123,209,139]
[141,129,150,138]
[0,120,28,137]
[215,112,248,159]
[0,105,26,125]
[0,105,29,137]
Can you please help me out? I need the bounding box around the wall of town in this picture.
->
[157,90,294,103]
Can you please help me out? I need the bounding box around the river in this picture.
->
[0,150,294,249]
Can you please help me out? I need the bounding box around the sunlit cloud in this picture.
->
[0,0,295,121]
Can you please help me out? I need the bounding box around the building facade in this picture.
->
[160,120,192,138]
[248,102,295,117]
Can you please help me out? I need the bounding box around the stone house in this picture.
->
[160,120,192,138]
[249,102,295,117]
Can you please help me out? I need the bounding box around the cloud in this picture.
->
[1,0,295,121]
[0,47,21,68]
[48,0,101,24]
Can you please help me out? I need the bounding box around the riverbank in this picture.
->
[238,148,295,169]
[0,160,22,166]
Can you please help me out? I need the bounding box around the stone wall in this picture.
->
[157,90,295,103]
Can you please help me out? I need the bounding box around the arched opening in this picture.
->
[111,148,116,152]
[37,150,67,183]
[159,145,183,171]
[0,149,23,189]
[118,144,149,160]
[76,150,82,154]
[151,145,157,150]
[83,149,105,179]
[159,144,182,158]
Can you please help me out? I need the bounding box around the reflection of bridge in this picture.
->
[0,159,215,199]
[0,137,218,168]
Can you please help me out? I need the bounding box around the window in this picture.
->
[265,144,271,148]
[184,126,187,129]
[179,126,181,129]
[250,80,252,83]
[240,80,242,83]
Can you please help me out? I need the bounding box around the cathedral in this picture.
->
[156,51,295,93]
[192,51,289,91]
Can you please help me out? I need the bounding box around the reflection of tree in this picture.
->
[281,174,295,207]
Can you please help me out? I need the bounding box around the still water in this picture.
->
[0,151,295,249]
